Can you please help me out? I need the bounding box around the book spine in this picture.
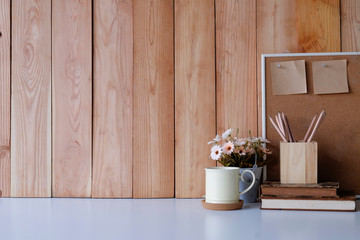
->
[261,187,337,198]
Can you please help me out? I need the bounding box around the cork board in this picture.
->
[262,53,360,194]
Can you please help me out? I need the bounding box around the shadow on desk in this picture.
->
[355,200,360,212]
[242,202,261,210]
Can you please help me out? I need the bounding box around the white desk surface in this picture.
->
[0,198,359,240]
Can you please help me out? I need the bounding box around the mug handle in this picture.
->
[239,169,256,196]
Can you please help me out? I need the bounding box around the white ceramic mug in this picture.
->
[205,167,256,204]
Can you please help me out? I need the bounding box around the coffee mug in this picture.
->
[205,167,256,204]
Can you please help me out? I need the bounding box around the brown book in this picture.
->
[261,181,339,198]
[261,192,356,212]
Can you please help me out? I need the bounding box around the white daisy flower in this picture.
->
[214,135,221,142]
[222,128,233,139]
[223,141,234,155]
[234,140,246,147]
[260,138,270,143]
[210,145,222,160]
[249,137,259,142]
[238,145,245,152]
[208,134,221,144]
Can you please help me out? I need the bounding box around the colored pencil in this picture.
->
[303,114,318,142]
[307,110,326,142]
[285,115,295,142]
[269,116,288,142]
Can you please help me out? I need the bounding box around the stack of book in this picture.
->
[260,181,356,211]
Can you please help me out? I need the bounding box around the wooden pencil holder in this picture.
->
[280,141,317,184]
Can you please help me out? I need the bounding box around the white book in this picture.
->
[261,195,356,212]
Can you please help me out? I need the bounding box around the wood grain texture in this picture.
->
[92,0,133,198]
[216,0,257,137]
[133,0,174,198]
[305,142,317,183]
[175,0,216,198]
[280,142,317,184]
[0,147,10,197]
[256,0,298,137]
[0,0,10,197]
[297,0,341,52]
[52,0,92,197]
[11,0,51,197]
[257,0,299,55]
[341,0,360,51]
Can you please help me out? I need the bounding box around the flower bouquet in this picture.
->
[208,129,272,168]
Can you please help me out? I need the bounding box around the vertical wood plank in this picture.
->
[11,0,51,197]
[133,0,174,198]
[297,0,341,52]
[341,0,360,51]
[257,0,298,138]
[52,0,92,197]
[92,0,133,198]
[257,0,299,55]
[216,0,257,137]
[0,0,10,197]
[175,0,216,198]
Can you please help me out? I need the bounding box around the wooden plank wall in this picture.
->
[0,0,10,197]
[216,0,257,137]
[1,0,359,198]
[52,0,92,197]
[341,0,360,51]
[133,0,174,198]
[175,0,216,198]
[296,0,340,52]
[11,0,51,197]
[92,0,133,198]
